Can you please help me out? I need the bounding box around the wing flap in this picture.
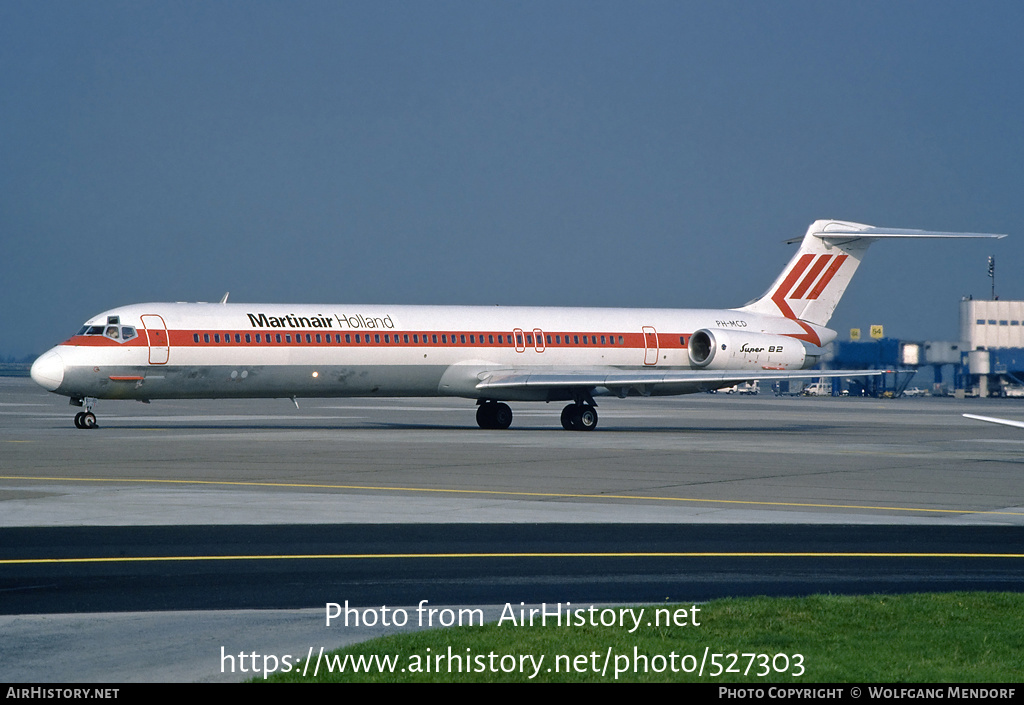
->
[476,368,883,391]
[962,413,1024,429]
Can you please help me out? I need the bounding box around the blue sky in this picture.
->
[3,1,1022,358]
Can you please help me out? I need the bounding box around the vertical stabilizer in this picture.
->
[739,220,1005,328]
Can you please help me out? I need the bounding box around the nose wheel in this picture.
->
[74,412,98,429]
[561,404,598,431]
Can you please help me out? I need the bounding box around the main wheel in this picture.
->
[576,405,598,431]
[491,403,513,430]
[476,403,495,429]
[560,405,577,430]
[477,402,513,429]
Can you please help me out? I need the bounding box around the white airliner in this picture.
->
[31,219,1003,431]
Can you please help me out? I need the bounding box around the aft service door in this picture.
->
[141,314,170,365]
[643,326,659,366]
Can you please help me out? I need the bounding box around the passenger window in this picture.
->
[246,334,252,343]
[275,334,282,343]
[193,334,200,343]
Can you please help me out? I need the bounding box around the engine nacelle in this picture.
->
[687,328,818,370]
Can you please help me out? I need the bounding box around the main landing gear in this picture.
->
[560,403,598,431]
[72,397,99,429]
[476,400,513,429]
[476,399,599,431]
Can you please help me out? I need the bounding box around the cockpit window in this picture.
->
[78,323,137,343]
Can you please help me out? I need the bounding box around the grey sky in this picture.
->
[2,1,1021,358]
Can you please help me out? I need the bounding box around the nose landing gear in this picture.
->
[72,397,99,429]
[74,412,98,429]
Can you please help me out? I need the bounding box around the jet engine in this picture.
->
[687,328,820,370]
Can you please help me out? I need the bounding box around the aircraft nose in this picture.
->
[30,349,65,392]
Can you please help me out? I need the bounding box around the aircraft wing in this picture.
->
[962,413,1024,430]
[476,367,883,396]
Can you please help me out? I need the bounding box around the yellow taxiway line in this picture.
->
[2,474,1022,516]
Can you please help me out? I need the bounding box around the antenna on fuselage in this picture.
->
[219,292,230,304]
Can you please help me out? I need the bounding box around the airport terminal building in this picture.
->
[959,298,1024,397]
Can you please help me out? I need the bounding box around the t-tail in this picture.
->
[740,219,1006,328]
